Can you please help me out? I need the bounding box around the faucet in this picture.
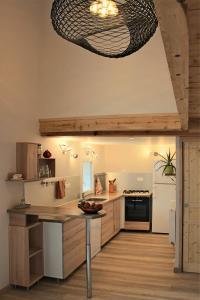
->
[81,192,85,200]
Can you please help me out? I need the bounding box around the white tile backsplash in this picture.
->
[25,175,81,207]
[107,172,152,192]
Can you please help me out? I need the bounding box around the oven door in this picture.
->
[125,197,149,222]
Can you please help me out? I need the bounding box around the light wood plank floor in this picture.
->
[1,232,200,300]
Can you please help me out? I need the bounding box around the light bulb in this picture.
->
[99,7,109,17]
[110,6,118,16]
[90,0,119,18]
[90,2,99,14]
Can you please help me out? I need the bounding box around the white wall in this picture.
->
[104,139,176,192]
[104,142,176,173]
[40,0,177,118]
[0,1,42,289]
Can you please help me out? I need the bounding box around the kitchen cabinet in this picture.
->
[90,218,101,257]
[16,142,55,181]
[101,201,114,246]
[9,214,43,288]
[113,197,121,234]
[43,218,86,279]
[63,218,86,278]
[101,197,123,246]
[43,217,102,279]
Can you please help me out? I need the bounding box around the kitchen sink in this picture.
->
[85,197,107,202]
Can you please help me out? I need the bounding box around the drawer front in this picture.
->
[101,201,114,245]
[63,218,85,236]
[114,198,121,234]
[63,218,86,278]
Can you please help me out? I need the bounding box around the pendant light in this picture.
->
[51,0,158,58]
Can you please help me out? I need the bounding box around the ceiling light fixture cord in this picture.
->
[51,0,158,58]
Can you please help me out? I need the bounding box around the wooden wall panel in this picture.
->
[187,1,200,119]
[155,0,189,129]
[183,140,200,273]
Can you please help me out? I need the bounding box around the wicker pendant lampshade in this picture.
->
[51,0,158,58]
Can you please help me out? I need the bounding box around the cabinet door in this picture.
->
[43,222,63,279]
[91,219,101,258]
[16,143,38,180]
[101,201,114,246]
[9,226,29,286]
[63,218,86,278]
[114,198,121,234]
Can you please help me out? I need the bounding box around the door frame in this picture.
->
[174,136,183,272]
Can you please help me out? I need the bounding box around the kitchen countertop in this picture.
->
[7,192,123,223]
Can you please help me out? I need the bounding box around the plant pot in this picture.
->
[164,165,175,176]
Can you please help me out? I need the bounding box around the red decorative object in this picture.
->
[43,150,52,158]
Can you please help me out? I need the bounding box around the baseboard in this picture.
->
[0,285,10,294]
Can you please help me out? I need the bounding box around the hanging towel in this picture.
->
[55,180,66,199]
[95,177,103,195]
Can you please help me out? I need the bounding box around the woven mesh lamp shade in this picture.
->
[51,0,158,58]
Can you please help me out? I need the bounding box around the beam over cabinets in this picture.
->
[155,0,189,130]
[39,113,181,136]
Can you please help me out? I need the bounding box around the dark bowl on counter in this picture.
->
[78,201,103,214]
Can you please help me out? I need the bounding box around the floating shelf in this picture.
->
[29,273,43,286]
[29,248,43,258]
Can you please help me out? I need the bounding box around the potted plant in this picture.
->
[155,149,176,176]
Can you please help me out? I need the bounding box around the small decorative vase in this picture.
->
[109,178,116,193]
[43,150,52,158]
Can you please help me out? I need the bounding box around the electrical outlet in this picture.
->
[137,177,144,182]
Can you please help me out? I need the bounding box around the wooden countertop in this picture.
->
[7,192,123,223]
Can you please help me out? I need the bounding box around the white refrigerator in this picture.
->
[152,161,176,234]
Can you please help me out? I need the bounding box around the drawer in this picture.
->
[63,218,85,240]
[63,229,85,255]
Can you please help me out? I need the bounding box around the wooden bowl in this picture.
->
[78,203,103,214]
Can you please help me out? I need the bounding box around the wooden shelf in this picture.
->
[29,248,43,258]
[27,222,41,230]
[9,213,44,288]
[29,273,43,286]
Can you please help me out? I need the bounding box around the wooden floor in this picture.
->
[1,232,200,300]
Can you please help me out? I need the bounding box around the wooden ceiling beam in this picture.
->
[186,0,200,119]
[39,113,181,136]
[154,0,189,130]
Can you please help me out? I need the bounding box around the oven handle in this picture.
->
[127,199,144,203]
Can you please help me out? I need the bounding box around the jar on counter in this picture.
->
[37,144,42,158]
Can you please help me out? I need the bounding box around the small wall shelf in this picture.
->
[7,142,56,182]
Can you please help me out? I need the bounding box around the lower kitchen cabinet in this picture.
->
[113,197,121,234]
[101,198,122,246]
[63,218,86,278]
[101,201,114,245]
[43,217,101,279]
[43,218,85,279]
[9,214,43,288]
